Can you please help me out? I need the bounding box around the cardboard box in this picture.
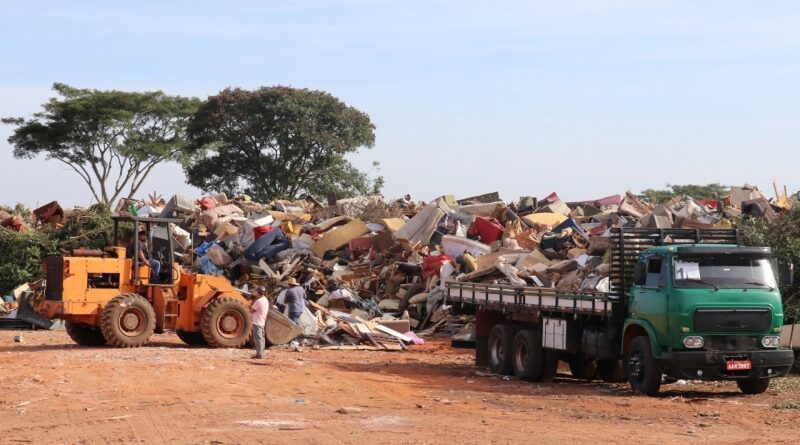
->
[310,219,370,257]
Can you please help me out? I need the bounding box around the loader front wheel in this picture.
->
[100,294,156,348]
[65,321,107,346]
[200,297,251,348]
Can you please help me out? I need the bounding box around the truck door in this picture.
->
[634,255,669,347]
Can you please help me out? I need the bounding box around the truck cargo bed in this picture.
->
[445,281,614,317]
[445,228,740,320]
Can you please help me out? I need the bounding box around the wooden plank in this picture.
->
[319,344,403,351]
[374,324,413,343]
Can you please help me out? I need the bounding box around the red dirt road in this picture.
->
[1,330,799,444]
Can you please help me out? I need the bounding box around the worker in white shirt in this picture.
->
[249,286,269,359]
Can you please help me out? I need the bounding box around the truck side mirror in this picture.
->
[779,262,795,287]
[633,262,646,286]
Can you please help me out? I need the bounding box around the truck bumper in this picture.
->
[659,349,795,380]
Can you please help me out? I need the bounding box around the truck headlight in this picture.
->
[683,336,704,349]
[761,336,780,348]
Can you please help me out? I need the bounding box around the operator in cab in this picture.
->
[128,229,161,282]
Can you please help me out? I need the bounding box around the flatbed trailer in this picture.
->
[445,228,795,395]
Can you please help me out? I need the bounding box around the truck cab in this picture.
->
[625,244,794,394]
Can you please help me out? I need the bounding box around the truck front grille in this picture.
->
[694,308,771,333]
[705,336,759,350]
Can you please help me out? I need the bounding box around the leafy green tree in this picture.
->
[739,208,800,370]
[640,183,728,204]
[740,209,800,321]
[3,83,200,207]
[639,188,674,204]
[0,229,57,295]
[184,86,378,202]
[48,204,114,251]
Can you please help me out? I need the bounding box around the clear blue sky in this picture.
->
[1,1,798,207]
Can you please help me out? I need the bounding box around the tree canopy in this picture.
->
[640,183,729,204]
[184,86,379,202]
[2,83,200,207]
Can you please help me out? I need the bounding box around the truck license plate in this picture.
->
[726,360,752,371]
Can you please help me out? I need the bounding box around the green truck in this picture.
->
[445,228,795,395]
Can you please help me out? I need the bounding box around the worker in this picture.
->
[129,229,160,282]
[249,286,269,359]
[283,277,307,325]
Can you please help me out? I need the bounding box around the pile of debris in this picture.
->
[2,183,795,350]
[0,281,59,330]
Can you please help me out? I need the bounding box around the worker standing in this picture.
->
[283,277,306,325]
[249,286,269,359]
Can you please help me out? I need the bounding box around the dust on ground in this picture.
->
[1,331,799,444]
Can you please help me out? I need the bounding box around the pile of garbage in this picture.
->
[1,183,795,349]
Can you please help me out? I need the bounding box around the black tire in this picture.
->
[597,359,628,383]
[176,330,207,347]
[65,321,107,346]
[626,336,662,396]
[488,324,515,375]
[568,354,598,380]
[737,378,770,395]
[100,294,156,348]
[512,330,545,381]
[200,296,252,348]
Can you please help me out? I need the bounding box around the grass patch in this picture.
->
[771,401,800,410]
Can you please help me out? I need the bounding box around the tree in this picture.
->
[184,86,378,202]
[3,83,201,207]
[640,183,729,204]
[0,228,56,295]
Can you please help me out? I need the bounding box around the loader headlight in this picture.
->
[761,336,780,348]
[683,336,704,349]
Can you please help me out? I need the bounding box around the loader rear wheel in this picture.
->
[100,294,156,348]
[65,322,106,346]
[176,330,207,347]
[200,297,251,348]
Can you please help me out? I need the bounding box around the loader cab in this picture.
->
[112,216,183,286]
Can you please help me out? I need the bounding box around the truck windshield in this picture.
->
[673,256,777,289]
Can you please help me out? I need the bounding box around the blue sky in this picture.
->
[1,1,798,207]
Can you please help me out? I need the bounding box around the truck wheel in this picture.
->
[737,378,770,395]
[488,324,515,375]
[512,330,544,381]
[200,297,252,348]
[626,336,662,396]
[65,321,107,346]
[597,359,627,383]
[100,294,156,348]
[569,354,598,380]
[176,330,207,347]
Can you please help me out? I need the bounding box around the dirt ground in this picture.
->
[1,331,799,445]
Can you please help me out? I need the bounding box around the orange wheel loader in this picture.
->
[30,216,253,348]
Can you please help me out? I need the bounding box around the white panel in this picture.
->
[543,317,567,350]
